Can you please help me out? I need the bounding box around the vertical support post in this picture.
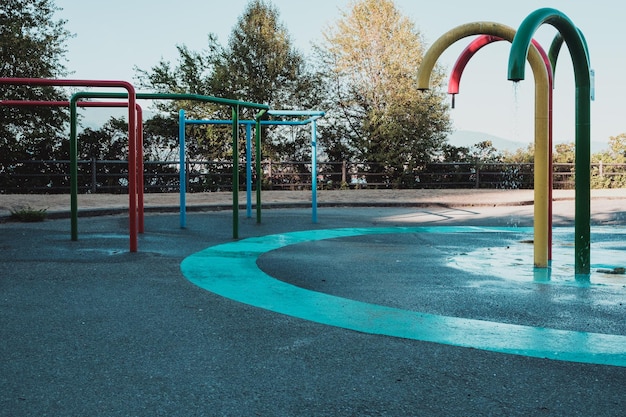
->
[246,123,252,218]
[179,109,186,229]
[311,119,318,223]
[575,83,591,277]
[474,160,480,188]
[70,101,78,241]
[91,157,97,193]
[508,8,592,276]
[136,105,145,234]
[126,96,138,252]
[232,105,239,239]
[255,119,262,224]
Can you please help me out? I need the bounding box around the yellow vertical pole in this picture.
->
[416,22,550,268]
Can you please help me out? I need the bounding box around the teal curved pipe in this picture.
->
[548,34,564,81]
[508,8,591,277]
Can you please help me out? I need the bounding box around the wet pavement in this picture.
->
[1,192,626,416]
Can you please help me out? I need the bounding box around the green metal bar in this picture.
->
[71,91,267,241]
[255,119,263,224]
[508,8,592,277]
[70,91,139,251]
[232,105,239,239]
[69,99,78,241]
[548,34,564,78]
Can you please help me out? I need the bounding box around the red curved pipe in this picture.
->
[449,36,553,95]
[448,35,503,100]
[448,36,555,258]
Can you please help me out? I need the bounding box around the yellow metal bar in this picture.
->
[416,22,550,267]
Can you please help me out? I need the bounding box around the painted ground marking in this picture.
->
[181,226,626,367]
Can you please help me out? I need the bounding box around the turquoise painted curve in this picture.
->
[180,226,626,367]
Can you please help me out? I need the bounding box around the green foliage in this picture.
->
[553,143,575,163]
[10,205,47,222]
[136,0,319,162]
[0,0,72,79]
[591,133,626,188]
[215,0,304,105]
[0,0,73,190]
[502,143,534,163]
[315,0,452,186]
[441,140,503,163]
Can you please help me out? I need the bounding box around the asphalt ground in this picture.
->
[1,191,626,416]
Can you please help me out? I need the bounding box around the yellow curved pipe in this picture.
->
[417,22,549,268]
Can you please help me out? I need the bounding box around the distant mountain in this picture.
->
[447,130,528,153]
[447,130,609,154]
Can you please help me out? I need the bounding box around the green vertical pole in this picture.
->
[232,105,239,239]
[508,8,591,276]
[69,98,78,241]
[575,84,591,277]
[255,119,262,224]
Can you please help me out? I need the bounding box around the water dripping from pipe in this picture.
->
[511,81,521,144]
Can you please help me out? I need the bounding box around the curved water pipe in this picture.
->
[417,22,550,269]
[448,35,502,108]
[507,8,592,277]
[448,35,556,260]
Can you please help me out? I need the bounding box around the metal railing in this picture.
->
[1,159,625,193]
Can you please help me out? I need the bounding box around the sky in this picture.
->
[53,0,626,151]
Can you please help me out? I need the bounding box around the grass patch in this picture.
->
[10,206,48,222]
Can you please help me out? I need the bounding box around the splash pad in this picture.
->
[417,8,594,277]
[179,8,619,365]
[181,222,626,367]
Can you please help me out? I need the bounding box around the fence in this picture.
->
[1,159,625,193]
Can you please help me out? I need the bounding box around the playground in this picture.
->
[2,6,625,416]
[2,192,626,416]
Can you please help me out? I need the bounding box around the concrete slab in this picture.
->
[1,201,626,416]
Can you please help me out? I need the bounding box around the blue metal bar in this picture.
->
[253,110,267,224]
[255,118,262,224]
[311,119,318,223]
[245,123,252,218]
[179,109,186,229]
[180,110,325,225]
[232,106,239,239]
[186,119,310,126]
[185,119,257,125]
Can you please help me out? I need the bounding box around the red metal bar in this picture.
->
[0,78,139,251]
[0,99,145,233]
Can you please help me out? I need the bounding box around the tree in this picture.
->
[136,0,320,163]
[0,0,73,190]
[212,1,308,107]
[503,144,535,163]
[591,133,626,188]
[315,0,452,187]
[213,0,322,161]
[553,143,575,163]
